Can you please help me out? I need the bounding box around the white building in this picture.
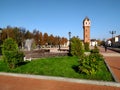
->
[107,35,120,47]
[90,39,98,46]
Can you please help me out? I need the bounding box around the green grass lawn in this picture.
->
[0,56,113,81]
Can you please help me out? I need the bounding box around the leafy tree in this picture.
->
[33,30,40,45]
[1,26,68,48]
[71,37,84,57]
[39,32,43,45]
[61,37,68,45]
[13,27,22,46]
[53,36,59,46]
[2,38,24,69]
[19,27,26,48]
[25,30,33,39]
[43,33,48,45]
[48,34,54,46]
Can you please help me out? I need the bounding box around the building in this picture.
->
[113,35,120,47]
[90,39,98,46]
[107,39,112,47]
[106,35,120,47]
[83,17,91,43]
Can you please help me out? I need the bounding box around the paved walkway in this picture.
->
[99,47,120,82]
[0,74,120,90]
[0,47,120,90]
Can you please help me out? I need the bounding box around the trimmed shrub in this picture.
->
[78,53,103,75]
[3,51,24,68]
[71,37,84,57]
[2,38,24,69]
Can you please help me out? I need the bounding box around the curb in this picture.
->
[104,59,119,83]
[0,72,120,87]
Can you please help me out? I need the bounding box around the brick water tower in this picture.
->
[83,17,91,43]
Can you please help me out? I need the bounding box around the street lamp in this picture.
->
[0,28,2,55]
[68,32,71,55]
[109,31,116,38]
[109,31,116,47]
[68,32,71,40]
[58,36,60,50]
[0,28,2,42]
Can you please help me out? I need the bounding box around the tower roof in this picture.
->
[83,17,90,22]
[83,16,91,26]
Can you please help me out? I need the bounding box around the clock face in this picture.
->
[84,21,90,26]
[84,20,90,26]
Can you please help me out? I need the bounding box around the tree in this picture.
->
[71,37,84,57]
[43,33,48,45]
[1,27,27,47]
[1,29,8,41]
[25,30,33,39]
[33,30,40,45]
[48,34,54,46]
[1,26,68,48]
[61,37,68,45]
[53,36,59,46]
[2,38,24,69]
[13,27,22,46]
[39,32,43,45]
[19,27,26,48]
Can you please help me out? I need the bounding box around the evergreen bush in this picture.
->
[71,37,84,57]
[78,53,103,75]
[2,38,24,69]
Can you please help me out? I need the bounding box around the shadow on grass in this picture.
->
[17,61,30,67]
[72,65,79,73]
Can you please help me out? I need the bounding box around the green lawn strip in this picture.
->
[0,56,113,81]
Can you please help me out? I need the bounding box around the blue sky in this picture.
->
[0,0,120,40]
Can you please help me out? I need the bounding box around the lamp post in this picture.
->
[58,36,60,50]
[38,39,40,49]
[68,32,71,55]
[109,31,116,47]
[0,28,2,43]
[0,28,2,55]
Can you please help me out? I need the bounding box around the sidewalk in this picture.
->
[99,47,120,82]
[0,47,120,90]
[0,74,120,90]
